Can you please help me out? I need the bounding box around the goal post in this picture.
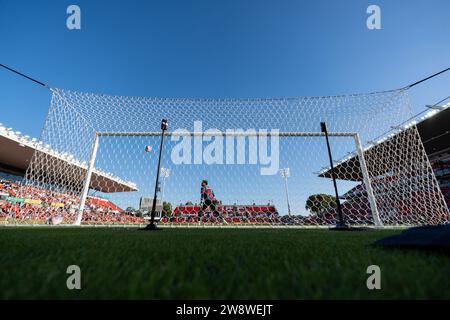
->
[73,130,383,226]
[353,133,381,227]
[75,133,99,225]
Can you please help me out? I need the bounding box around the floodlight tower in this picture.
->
[160,167,171,207]
[143,119,168,231]
[279,168,292,216]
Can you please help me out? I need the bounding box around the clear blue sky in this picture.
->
[1,0,449,213]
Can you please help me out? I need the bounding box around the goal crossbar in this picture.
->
[97,131,358,137]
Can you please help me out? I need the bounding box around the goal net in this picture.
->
[12,88,448,226]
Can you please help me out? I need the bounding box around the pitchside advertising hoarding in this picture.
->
[140,197,163,217]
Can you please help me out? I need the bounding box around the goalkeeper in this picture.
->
[199,179,219,220]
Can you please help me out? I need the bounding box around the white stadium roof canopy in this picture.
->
[0,125,137,193]
[317,102,450,181]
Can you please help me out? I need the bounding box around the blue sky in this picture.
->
[1,0,449,213]
[1,0,449,136]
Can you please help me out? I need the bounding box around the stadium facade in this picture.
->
[318,104,450,211]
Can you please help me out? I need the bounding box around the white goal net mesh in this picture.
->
[9,88,448,226]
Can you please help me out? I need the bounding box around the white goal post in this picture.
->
[74,130,382,226]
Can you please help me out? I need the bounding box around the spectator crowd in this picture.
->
[0,178,145,225]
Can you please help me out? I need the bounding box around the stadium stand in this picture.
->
[318,104,450,222]
[430,158,450,209]
[161,204,281,225]
[0,177,144,225]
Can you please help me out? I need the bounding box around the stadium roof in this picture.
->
[318,102,450,181]
[0,126,137,193]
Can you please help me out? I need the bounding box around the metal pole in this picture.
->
[285,178,292,216]
[160,170,169,219]
[145,119,168,230]
[320,122,345,227]
[159,168,170,208]
[281,171,292,216]
[353,134,382,226]
[160,175,166,207]
[75,134,99,225]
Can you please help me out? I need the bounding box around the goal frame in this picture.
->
[74,131,382,227]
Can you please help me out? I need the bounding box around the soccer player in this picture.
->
[199,179,219,222]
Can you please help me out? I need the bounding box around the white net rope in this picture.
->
[10,87,448,226]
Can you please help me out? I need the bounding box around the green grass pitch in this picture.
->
[0,227,449,299]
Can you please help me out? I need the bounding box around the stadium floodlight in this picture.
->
[320,122,347,230]
[160,167,171,208]
[422,110,438,119]
[279,168,292,216]
[143,118,169,231]
[161,118,168,131]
